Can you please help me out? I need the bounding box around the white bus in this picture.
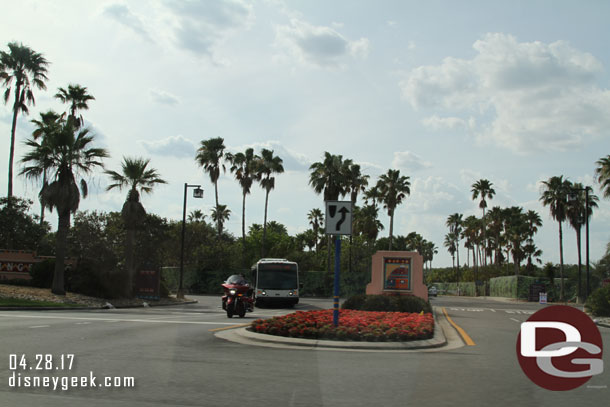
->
[251,258,300,306]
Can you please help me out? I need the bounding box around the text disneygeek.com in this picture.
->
[8,354,135,391]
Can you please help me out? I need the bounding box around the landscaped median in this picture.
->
[250,309,434,341]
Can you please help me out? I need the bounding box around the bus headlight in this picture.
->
[261,291,267,296]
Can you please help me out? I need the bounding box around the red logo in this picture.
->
[516,305,603,391]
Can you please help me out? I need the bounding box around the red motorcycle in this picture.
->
[221,275,254,318]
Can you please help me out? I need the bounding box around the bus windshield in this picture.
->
[257,266,297,290]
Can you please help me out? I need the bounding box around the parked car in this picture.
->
[428,286,438,297]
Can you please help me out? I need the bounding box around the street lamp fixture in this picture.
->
[178,183,203,299]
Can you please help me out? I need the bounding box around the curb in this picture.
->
[0,300,198,311]
[215,308,449,351]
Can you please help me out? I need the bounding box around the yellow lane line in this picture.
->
[209,323,251,332]
[442,307,476,346]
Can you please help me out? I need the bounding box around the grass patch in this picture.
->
[0,298,82,308]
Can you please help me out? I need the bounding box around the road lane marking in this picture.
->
[0,313,241,326]
[209,323,251,332]
[29,325,50,329]
[509,318,521,323]
[442,307,476,346]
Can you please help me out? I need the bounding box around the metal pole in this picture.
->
[585,187,590,299]
[333,235,341,327]
[178,183,187,299]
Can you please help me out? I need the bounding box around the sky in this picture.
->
[1,0,609,268]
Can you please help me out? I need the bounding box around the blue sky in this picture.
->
[1,0,609,267]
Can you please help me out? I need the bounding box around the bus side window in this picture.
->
[251,269,257,285]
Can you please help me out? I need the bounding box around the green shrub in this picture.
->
[29,259,55,288]
[342,294,431,313]
[586,285,610,317]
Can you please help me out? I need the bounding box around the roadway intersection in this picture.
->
[0,295,608,406]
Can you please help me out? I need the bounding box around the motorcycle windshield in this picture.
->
[257,269,297,290]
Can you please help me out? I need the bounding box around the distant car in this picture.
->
[428,286,438,297]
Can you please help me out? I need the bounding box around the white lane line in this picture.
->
[0,313,243,326]
[29,325,50,329]
[75,322,91,325]
[509,318,521,323]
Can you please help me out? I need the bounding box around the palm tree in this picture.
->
[20,121,108,295]
[595,155,610,199]
[540,175,572,301]
[256,149,284,257]
[444,232,457,271]
[309,152,349,271]
[307,208,324,252]
[188,209,205,223]
[353,204,384,244]
[195,137,226,235]
[210,204,231,236]
[446,213,463,291]
[375,169,411,250]
[30,110,62,224]
[566,182,599,301]
[54,84,95,128]
[226,148,259,261]
[471,179,495,266]
[344,162,369,272]
[1,42,49,199]
[105,157,167,296]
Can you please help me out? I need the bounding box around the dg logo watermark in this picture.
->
[516,305,604,391]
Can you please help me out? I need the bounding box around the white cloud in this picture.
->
[391,151,432,172]
[140,135,197,158]
[401,33,610,153]
[163,0,254,60]
[149,89,180,106]
[102,3,151,41]
[275,18,369,67]
[421,115,474,131]
[229,140,312,172]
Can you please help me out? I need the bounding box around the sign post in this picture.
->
[325,201,352,327]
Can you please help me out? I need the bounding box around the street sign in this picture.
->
[325,201,352,235]
[539,292,547,304]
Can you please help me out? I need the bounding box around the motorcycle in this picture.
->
[221,275,254,318]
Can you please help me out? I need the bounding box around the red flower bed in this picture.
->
[250,309,434,341]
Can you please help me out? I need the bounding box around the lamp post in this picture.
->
[178,183,203,299]
[568,186,591,302]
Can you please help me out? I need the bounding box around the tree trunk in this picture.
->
[7,84,21,200]
[456,241,460,295]
[241,191,247,266]
[388,210,394,250]
[40,169,47,225]
[262,189,269,258]
[576,226,582,302]
[214,180,220,236]
[52,211,70,295]
[559,220,564,302]
[126,227,135,297]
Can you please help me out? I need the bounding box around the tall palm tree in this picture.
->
[188,209,205,223]
[1,42,49,199]
[595,155,610,199]
[105,157,167,296]
[307,208,324,252]
[210,204,231,236]
[446,213,463,290]
[54,84,95,128]
[540,175,572,301]
[30,110,62,224]
[566,182,599,301]
[309,152,349,271]
[375,169,411,250]
[444,232,457,271]
[20,121,108,295]
[471,179,495,266]
[344,162,369,272]
[226,148,259,260]
[257,149,284,257]
[352,204,383,244]
[195,137,226,235]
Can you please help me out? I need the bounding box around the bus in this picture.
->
[251,258,300,306]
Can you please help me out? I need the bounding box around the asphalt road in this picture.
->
[0,295,608,407]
